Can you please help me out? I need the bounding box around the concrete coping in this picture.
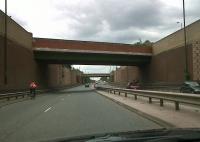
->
[33,48,152,56]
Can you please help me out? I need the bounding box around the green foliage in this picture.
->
[184,70,190,81]
[100,77,109,82]
[84,77,91,83]
[134,40,153,47]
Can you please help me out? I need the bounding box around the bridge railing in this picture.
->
[96,86,200,110]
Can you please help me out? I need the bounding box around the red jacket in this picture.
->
[30,82,37,89]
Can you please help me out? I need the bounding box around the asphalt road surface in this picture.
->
[0,85,162,142]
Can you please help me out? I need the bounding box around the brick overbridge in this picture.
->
[82,73,110,77]
[33,38,152,66]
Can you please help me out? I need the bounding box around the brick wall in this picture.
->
[70,70,77,85]
[119,67,127,83]
[0,35,49,91]
[192,41,200,80]
[33,38,152,54]
[47,65,60,88]
[113,66,140,84]
[0,10,32,49]
[153,20,200,55]
[147,19,200,83]
[0,37,3,87]
[114,68,120,83]
[0,10,42,91]
[127,66,140,82]
[47,65,73,88]
[63,67,72,85]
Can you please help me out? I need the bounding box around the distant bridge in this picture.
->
[82,73,110,77]
[33,38,152,66]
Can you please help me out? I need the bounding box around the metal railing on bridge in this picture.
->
[96,86,200,110]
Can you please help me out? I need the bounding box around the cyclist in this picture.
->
[29,81,37,99]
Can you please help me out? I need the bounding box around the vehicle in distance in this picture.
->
[180,81,200,94]
[126,80,141,90]
[85,83,89,87]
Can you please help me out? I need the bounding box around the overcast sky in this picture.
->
[0,0,200,73]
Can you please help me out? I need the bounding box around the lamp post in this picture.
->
[182,0,189,80]
[4,0,8,84]
[176,21,183,29]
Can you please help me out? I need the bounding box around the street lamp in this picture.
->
[4,0,8,84]
[176,21,183,29]
[182,0,190,80]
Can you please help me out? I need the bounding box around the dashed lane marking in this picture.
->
[44,107,52,112]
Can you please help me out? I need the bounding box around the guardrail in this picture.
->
[108,82,181,92]
[0,89,49,101]
[0,84,82,101]
[96,86,200,110]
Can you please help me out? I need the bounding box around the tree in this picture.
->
[143,40,153,47]
[133,40,153,47]
[84,77,91,83]
[100,77,109,82]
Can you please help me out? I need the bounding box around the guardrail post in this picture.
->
[160,99,164,106]
[149,97,152,104]
[125,93,127,97]
[7,97,9,101]
[134,94,137,100]
[118,92,120,95]
[15,96,18,99]
[175,101,180,111]
[113,91,115,94]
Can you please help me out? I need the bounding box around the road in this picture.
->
[0,86,162,142]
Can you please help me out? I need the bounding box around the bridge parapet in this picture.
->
[82,73,111,77]
[33,38,152,55]
[33,38,152,65]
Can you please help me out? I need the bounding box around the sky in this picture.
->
[0,0,200,73]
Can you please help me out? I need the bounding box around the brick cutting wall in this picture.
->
[145,20,200,83]
[0,10,81,92]
[113,66,140,84]
[192,41,200,80]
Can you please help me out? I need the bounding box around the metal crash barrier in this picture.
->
[0,84,82,101]
[0,90,48,101]
[96,86,200,111]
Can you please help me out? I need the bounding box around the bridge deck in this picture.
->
[82,73,110,77]
[33,38,152,65]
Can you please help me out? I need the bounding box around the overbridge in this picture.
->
[33,38,152,66]
[82,73,110,77]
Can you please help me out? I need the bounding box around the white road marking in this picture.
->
[44,107,52,112]
[61,98,65,101]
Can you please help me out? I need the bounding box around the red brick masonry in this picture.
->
[33,38,152,54]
